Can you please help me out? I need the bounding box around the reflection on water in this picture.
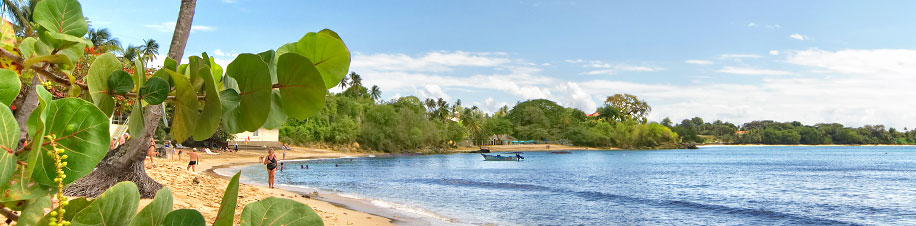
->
[233,146,916,225]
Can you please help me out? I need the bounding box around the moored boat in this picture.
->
[482,152,524,161]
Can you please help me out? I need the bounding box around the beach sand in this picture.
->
[142,147,394,226]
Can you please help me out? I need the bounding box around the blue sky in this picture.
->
[81,0,916,128]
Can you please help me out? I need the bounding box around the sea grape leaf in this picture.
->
[133,59,145,92]
[0,103,17,187]
[127,102,144,140]
[240,197,324,226]
[17,196,51,226]
[128,187,173,226]
[86,52,120,117]
[57,42,87,65]
[295,30,350,89]
[164,57,178,71]
[209,55,224,87]
[257,50,278,84]
[276,53,326,120]
[19,37,51,58]
[276,42,297,60]
[188,56,205,93]
[36,197,91,225]
[21,54,71,71]
[0,69,19,105]
[192,65,221,141]
[25,86,52,179]
[161,209,206,226]
[71,181,140,226]
[0,164,51,202]
[42,30,93,50]
[262,90,287,129]
[108,70,134,95]
[223,54,271,133]
[140,77,169,105]
[32,98,109,186]
[213,172,241,226]
[33,0,89,37]
[165,69,199,143]
[219,89,241,113]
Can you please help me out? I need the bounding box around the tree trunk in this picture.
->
[64,0,198,198]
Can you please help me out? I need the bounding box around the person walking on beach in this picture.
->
[187,148,199,172]
[146,138,158,168]
[264,149,279,189]
[282,149,286,160]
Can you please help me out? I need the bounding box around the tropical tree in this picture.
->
[339,73,349,89]
[0,0,36,36]
[369,85,381,101]
[139,38,159,63]
[349,71,362,88]
[122,44,140,61]
[86,27,122,53]
[604,93,651,123]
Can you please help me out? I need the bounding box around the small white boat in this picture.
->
[482,152,524,161]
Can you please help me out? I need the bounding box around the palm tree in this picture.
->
[369,85,381,101]
[87,28,122,53]
[424,98,436,113]
[348,72,362,88]
[338,74,349,89]
[1,0,36,36]
[139,39,159,63]
[122,45,140,62]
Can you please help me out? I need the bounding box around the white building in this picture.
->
[232,128,281,146]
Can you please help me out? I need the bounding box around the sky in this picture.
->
[80,0,916,129]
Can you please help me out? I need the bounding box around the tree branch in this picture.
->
[0,205,18,222]
[0,47,88,89]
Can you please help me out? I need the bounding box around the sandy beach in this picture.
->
[142,147,394,226]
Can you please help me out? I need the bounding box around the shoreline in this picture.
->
[143,147,395,226]
[698,144,916,147]
[212,156,473,226]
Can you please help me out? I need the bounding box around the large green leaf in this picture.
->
[0,103,17,188]
[0,164,51,202]
[33,0,89,37]
[224,54,271,133]
[129,187,173,226]
[108,70,134,95]
[17,196,51,226]
[276,42,297,59]
[295,30,350,89]
[257,50,278,84]
[0,69,19,106]
[240,197,324,226]
[19,37,51,58]
[32,98,109,186]
[128,102,144,140]
[133,59,145,92]
[161,209,205,226]
[58,42,87,65]
[140,77,169,105]
[22,54,72,72]
[165,69,199,143]
[219,89,240,113]
[192,65,221,141]
[71,181,140,226]
[276,53,326,120]
[42,30,93,50]
[188,56,205,93]
[213,172,241,226]
[24,87,51,189]
[86,52,120,117]
[262,90,287,129]
[36,197,91,225]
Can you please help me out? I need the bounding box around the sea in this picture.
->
[216,146,916,226]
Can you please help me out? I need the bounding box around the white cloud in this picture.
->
[417,85,450,100]
[716,66,795,75]
[565,59,584,64]
[685,60,713,65]
[747,22,757,27]
[213,49,227,57]
[789,33,810,41]
[786,48,916,76]
[144,22,216,33]
[221,0,235,3]
[769,50,779,55]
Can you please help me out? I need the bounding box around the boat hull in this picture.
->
[482,154,520,161]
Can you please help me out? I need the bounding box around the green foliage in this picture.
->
[192,64,222,141]
[165,68,200,143]
[71,181,140,226]
[129,188,173,226]
[213,172,241,226]
[240,197,324,226]
[139,77,169,105]
[276,53,326,119]
[18,196,51,225]
[86,52,120,116]
[33,0,88,37]
[36,198,91,225]
[33,98,109,186]
[0,103,18,189]
[161,209,206,226]
[107,70,134,95]
[295,29,351,89]
[224,53,272,133]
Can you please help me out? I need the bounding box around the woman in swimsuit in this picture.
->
[264,149,278,189]
[146,138,157,167]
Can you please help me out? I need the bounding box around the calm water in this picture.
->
[227,146,916,225]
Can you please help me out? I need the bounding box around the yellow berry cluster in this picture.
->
[45,135,71,226]
[40,80,53,89]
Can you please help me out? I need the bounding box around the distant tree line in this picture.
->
[664,117,915,145]
[279,72,680,152]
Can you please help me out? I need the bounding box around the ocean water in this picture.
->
[225,146,916,226]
